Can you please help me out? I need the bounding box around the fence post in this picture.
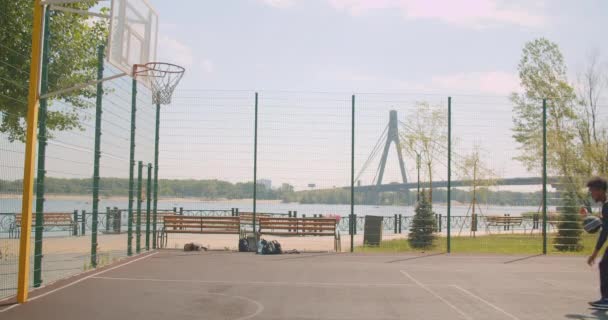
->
[127,76,137,257]
[106,207,110,233]
[73,210,78,236]
[136,161,143,254]
[253,92,258,240]
[542,99,547,255]
[33,9,51,288]
[398,214,402,233]
[471,214,478,232]
[179,207,183,215]
[152,102,161,250]
[435,214,439,232]
[90,44,105,268]
[350,94,355,253]
[146,163,152,250]
[447,96,452,253]
[114,207,121,233]
[394,214,398,233]
[81,210,86,236]
[438,214,442,232]
[16,0,44,303]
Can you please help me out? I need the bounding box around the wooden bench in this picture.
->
[158,215,241,248]
[131,212,173,225]
[485,216,523,232]
[258,217,341,252]
[238,212,272,226]
[10,212,77,238]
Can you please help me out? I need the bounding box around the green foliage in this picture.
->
[408,190,436,249]
[510,38,585,198]
[0,178,567,206]
[0,1,107,142]
[401,102,448,203]
[0,177,295,200]
[553,191,583,252]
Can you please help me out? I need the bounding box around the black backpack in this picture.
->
[239,238,249,252]
[271,240,282,254]
[262,240,282,254]
[262,239,273,254]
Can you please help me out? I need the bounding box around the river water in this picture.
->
[0,197,544,217]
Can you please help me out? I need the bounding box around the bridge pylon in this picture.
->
[377,110,408,186]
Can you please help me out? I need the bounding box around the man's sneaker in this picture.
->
[589,299,608,308]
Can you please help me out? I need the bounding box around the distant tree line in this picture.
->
[0,178,561,206]
[0,178,287,200]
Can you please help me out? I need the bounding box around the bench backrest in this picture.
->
[131,212,173,223]
[485,216,523,224]
[238,212,272,224]
[259,217,337,236]
[14,213,74,226]
[162,215,240,234]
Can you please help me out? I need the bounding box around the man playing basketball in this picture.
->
[586,177,608,308]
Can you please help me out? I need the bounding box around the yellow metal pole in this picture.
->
[17,0,45,303]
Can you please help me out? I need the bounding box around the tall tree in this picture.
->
[0,0,107,142]
[511,38,583,196]
[576,50,608,176]
[456,146,498,209]
[401,102,447,204]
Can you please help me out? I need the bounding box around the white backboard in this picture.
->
[107,0,158,81]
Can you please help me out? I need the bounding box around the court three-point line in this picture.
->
[400,270,473,320]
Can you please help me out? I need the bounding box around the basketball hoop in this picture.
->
[134,62,185,105]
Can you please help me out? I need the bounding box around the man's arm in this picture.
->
[597,204,608,250]
[590,204,608,265]
[596,220,608,251]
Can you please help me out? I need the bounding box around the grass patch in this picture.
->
[356,233,599,256]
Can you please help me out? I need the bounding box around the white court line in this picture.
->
[451,285,520,320]
[400,270,473,320]
[0,252,158,313]
[205,293,264,320]
[92,276,420,288]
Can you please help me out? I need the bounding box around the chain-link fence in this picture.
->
[1,5,158,299]
[1,2,34,299]
[5,6,608,304]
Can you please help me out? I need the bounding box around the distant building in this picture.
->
[259,179,272,190]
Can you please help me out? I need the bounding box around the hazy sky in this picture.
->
[141,0,608,190]
[150,0,608,94]
[4,0,608,193]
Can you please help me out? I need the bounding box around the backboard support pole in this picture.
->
[48,4,111,18]
[18,0,46,304]
[40,72,127,99]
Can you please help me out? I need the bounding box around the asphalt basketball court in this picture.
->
[1,250,605,320]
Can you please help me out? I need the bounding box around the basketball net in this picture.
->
[134,62,185,105]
